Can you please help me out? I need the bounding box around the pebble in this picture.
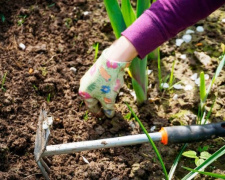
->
[185,29,195,34]
[196,26,204,32]
[147,70,152,75]
[222,19,225,23]
[119,92,124,96]
[130,91,136,101]
[173,84,183,89]
[184,85,193,91]
[195,78,200,86]
[190,73,198,81]
[176,39,184,46]
[70,67,77,74]
[180,54,187,60]
[19,43,26,50]
[173,94,178,100]
[161,83,169,89]
[83,11,91,16]
[204,74,209,80]
[182,34,192,43]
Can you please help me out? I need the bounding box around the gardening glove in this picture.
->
[79,49,131,118]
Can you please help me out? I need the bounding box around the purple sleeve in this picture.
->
[121,0,225,59]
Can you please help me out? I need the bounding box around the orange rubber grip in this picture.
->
[159,127,168,145]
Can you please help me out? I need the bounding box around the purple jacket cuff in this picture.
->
[122,0,225,59]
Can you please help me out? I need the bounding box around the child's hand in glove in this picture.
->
[79,49,130,118]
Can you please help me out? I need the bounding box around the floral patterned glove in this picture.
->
[79,49,130,118]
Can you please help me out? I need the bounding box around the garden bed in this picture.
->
[0,0,225,179]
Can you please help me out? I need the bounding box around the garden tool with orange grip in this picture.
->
[34,109,225,180]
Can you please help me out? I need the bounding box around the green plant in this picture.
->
[123,112,132,120]
[182,150,211,167]
[157,49,177,91]
[182,145,225,180]
[47,93,51,103]
[182,166,225,179]
[126,103,168,179]
[1,72,7,91]
[17,15,27,26]
[169,54,225,179]
[84,110,89,121]
[64,18,72,28]
[93,42,99,62]
[0,13,5,22]
[197,53,225,124]
[104,0,151,104]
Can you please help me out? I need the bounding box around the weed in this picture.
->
[40,67,48,76]
[1,72,7,91]
[47,93,51,103]
[17,15,27,26]
[182,150,211,167]
[64,18,72,28]
[123,112,132,121]
[0,13,5,22]
[83,111,89,121]
[92,42,99,62]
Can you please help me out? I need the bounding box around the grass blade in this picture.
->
[168,143,188,180]
[182,145,225,180]
[206,55,225,97]
[169,60,176,88]
[103,0,126,38]
[121,0,136,27]
[136,0,150,18]
[126,103,168,180]
[182,167,225,179]
[93,42,99,62]
[200,72,206,104]
[157,48,162,90]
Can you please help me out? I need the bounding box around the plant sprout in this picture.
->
[104,0,151,104]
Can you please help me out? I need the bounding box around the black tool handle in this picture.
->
[164,122,225,144]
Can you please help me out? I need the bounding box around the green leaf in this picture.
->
[182,145,225,180]
[121,0,136,27]
[136,0,150,18]
[195,158,205,167]
[0,13,5,22]
[168,143,188,180]
[126,103,168,180]
[200,151,211,160]
[103,0,126,39]
[182,166,225,179]
[206,55,225,97]
[200,71,206,103]
[182,151,198,159]
[169,60,176,87]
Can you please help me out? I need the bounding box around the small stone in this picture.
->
[222,19,225,23]
[173,94,178,100]
[182,34,192,43]
[147,70,152,75]
[176,39,184,46]
[190,73,198,81]
[130,91,136,101]
[180,54,187,59]
[161,83,169,89]
[185,29,195,34]
[195,78,200,86]
[119,92,124,96]
[70,67,77,74]
[204,74,209,80]
[19,43,26,50]
[196,26,204,32]
[83,11,91,16]
[184,85,193,91]
[173,84,183,90]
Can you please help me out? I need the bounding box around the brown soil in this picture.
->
[0,1,225,180]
